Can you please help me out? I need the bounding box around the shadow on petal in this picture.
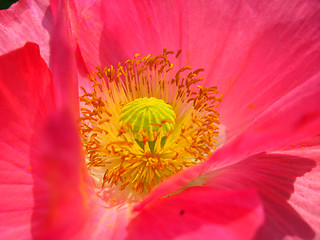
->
[205,153,317,239]
[0,42,54,239]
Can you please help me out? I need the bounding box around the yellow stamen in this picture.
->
[79,48,222,194]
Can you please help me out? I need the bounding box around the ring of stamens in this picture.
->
[79,48,222,194]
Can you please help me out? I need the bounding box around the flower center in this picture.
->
[120,97,175,150]
[79,49,222,194]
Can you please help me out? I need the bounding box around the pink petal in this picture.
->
[73,200,131,240]
[50,0,92,93]
[30,110,93,240]
[50,0,95,23]
[0,43,54,239]
[204,70,320,171]
[77,0,181,72]
[0,0,53,63]
[274,147,320,235]
[129,187,264,240]
[177,0,320,140]
[222,71,320,155]
[205,150,319,239]
[49,0,78,115]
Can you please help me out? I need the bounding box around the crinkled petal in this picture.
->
[178,0,320,140]
[130,187,263,240]
[0,43,54,239]
[0,0,53,62]
[204,150,319,239]
[77,0,180,71]
[273,147,320,236]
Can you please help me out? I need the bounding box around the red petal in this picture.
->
[0,0,53,62]
[129,187,263,240]
[30,110,92,240]
[0,43,54,239]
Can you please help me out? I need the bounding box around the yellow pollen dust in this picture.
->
[79,48,222,194]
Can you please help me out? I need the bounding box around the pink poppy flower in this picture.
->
[1,0,320,239]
